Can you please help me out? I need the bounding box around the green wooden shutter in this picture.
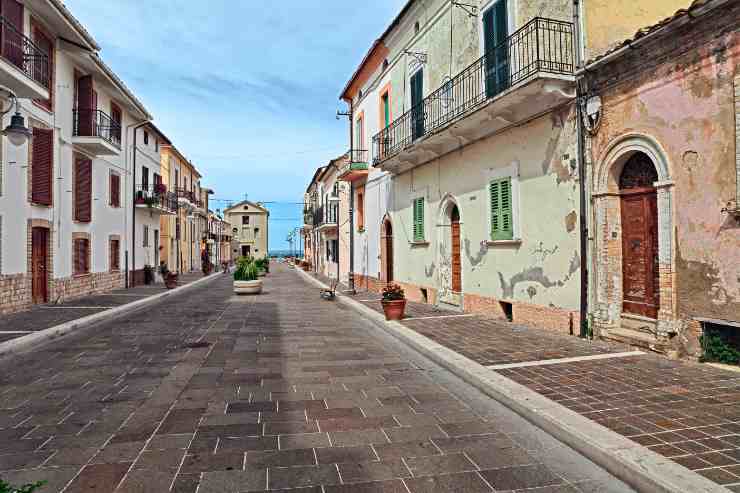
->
[413,197,424,241]
[490,178,513,240]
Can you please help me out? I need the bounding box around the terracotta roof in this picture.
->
[585,0,728,67]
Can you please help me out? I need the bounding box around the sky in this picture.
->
[64,0,406,252]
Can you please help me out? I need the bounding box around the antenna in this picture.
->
[336,110,350,120]
[404,50,428,66]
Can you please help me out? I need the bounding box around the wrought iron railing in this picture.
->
[134,184,177,214]
[373,17,573,164]
[0,16,49,89]
[73,109,122,148]
[176,188,195,203]
[348,149,369,164]
[313,204,338,227]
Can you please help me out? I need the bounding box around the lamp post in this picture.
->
[2,96,32,147]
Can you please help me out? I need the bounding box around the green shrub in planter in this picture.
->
[234,257,259,282]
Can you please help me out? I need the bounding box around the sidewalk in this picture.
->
[305,270,740,490]
[0,271,211,344]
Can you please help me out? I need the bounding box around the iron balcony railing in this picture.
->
[373,17,573,165]
[73,109,122,148]
[176,188,195,203]
[134,184,177,214]
[348,149,369,164]
[0,15,50,89]
[312,204,338,227]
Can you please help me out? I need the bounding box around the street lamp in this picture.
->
[2,97,31,147]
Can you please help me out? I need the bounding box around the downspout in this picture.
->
[573,0,589,338]
[127,119,151,288]
[348,99,356,293]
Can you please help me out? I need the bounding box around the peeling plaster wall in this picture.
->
[589,10,740,353]
[390,108,581,311]
[583,0,692,60]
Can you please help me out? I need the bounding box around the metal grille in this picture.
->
[0,15,50,89]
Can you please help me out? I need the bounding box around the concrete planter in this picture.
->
[234,280,262,295]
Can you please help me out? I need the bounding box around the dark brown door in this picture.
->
[451,206,462,293]
[76,75,94,136]
[383,220,393,283]
[1,0,24,69]
[620,189,659,318]
[31,227,49,304]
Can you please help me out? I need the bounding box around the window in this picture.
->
[355,115,364,151]
[143,225,149,247]
[254,228,259,239]
[143,131,149,145]
[155,138,159,152]
[381,92,390,128]
[414,21,420,34]
[110,172,120,207]
[141,166,149,190]
[242,215,250,225]
[357,188,365,231]
[110,238,120,271]
[73,238,90,275]
[332,240,339,263]
[74,157,92,222]
[382,59,389,71]
[31,128,53,205]
[490,177,513,240]
[413,197,424,241]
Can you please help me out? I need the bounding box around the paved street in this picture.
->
[0,264,633,492]
[0,272,210,344]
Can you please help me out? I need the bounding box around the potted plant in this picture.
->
[254,257,269,276]
[381,283,406,321]
[233,257,262,295]
[154,183,167,195]
[135,190,146,205]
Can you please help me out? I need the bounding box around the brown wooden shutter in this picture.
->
[74,238,89,275]
[2,0,24,68]
[31,128,53,205]
[74,157,92,222]
[76,75,94,136]
[110,173,120,207]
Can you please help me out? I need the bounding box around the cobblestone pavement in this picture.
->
[0,271,211,344]
[0,264,633,492]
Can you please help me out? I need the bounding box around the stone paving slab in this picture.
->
[0,272,207,343]
[0,264,634,492]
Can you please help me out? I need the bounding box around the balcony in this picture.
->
[176,188,195,207]
[373,17,574,174]
[72,109,122,156]
[338,149,369,182]
[314,204,339,235]
[134,184,177,215]
[0,16,50,99]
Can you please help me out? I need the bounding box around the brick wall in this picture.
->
[0,274,30,315]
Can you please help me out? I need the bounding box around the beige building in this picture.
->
[225,201,269,259]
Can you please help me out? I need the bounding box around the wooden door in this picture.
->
[76,75,94,136]
[2,0,24,69]
[620,189,659,318]
[383,220,393,283]
[483,0,509,97]
[451,206,462,293]
[31,227,48,304]
[410,69,424,140]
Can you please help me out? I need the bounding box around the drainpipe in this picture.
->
[573,0,589,338]
[348,99,356,293]
[127,119,151,288]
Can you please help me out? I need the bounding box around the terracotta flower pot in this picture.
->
[381,299,406,321]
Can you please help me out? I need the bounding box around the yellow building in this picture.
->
[225,201,270,259]
[159,145,205,273]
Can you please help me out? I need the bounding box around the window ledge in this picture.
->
[409,240,430,247]
[486,239,522,247]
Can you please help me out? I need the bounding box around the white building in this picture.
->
[0,0,153,313]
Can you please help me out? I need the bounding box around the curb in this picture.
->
[296,269,728,493]
[0,273,223,360]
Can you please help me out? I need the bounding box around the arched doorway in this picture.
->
[450,205,462,294]
[381,217,393,284]
[619,152,659,319]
